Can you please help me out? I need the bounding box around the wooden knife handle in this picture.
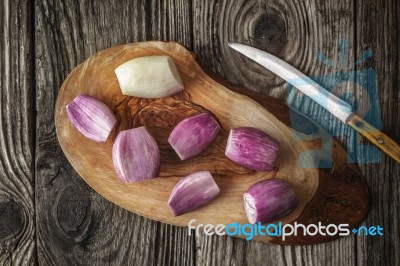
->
[347,114,400,164]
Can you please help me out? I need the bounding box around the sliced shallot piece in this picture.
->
[225,127,279,171]
[244,179,299,224]
[115,55,184,98]
[112,127,160,182]
[66,94,117,142]
[168,113,220,160]
[168,171,220,216]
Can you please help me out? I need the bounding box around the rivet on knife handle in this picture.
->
[347,114,400,164]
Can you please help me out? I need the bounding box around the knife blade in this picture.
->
[228,42,400,164]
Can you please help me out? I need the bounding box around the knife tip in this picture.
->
[228,42,239,49]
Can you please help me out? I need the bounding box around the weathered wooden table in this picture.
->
[0,0,399,265]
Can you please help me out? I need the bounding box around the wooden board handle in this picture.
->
[347,114,400,164]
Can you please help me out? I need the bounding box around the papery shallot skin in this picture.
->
[225,127,279,171]
[66,94,117,142]
[168,113,220,160]
[244,179,299,224]
[112,127,160,183]
[168,171,220,216]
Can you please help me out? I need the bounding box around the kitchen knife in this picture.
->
[228,42,400,164]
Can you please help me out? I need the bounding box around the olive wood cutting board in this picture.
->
[55,41,369,245]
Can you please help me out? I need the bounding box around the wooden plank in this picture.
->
[193,0,357,265]
[355,0,400,265]
[35,0,195,264]
[33,0,399,264]
[0,0,36,265]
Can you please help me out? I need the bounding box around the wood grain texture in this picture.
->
[0,0,36,265]
[35,0,195,265]
[355,0,400,265]
[193,0,360,264]
[0,0,389,264]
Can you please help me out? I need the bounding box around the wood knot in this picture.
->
[249,8,287,55]
[56,185,91,236]
[0,200,24,241]
[323,195,359,217]
[113,95,207,145]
